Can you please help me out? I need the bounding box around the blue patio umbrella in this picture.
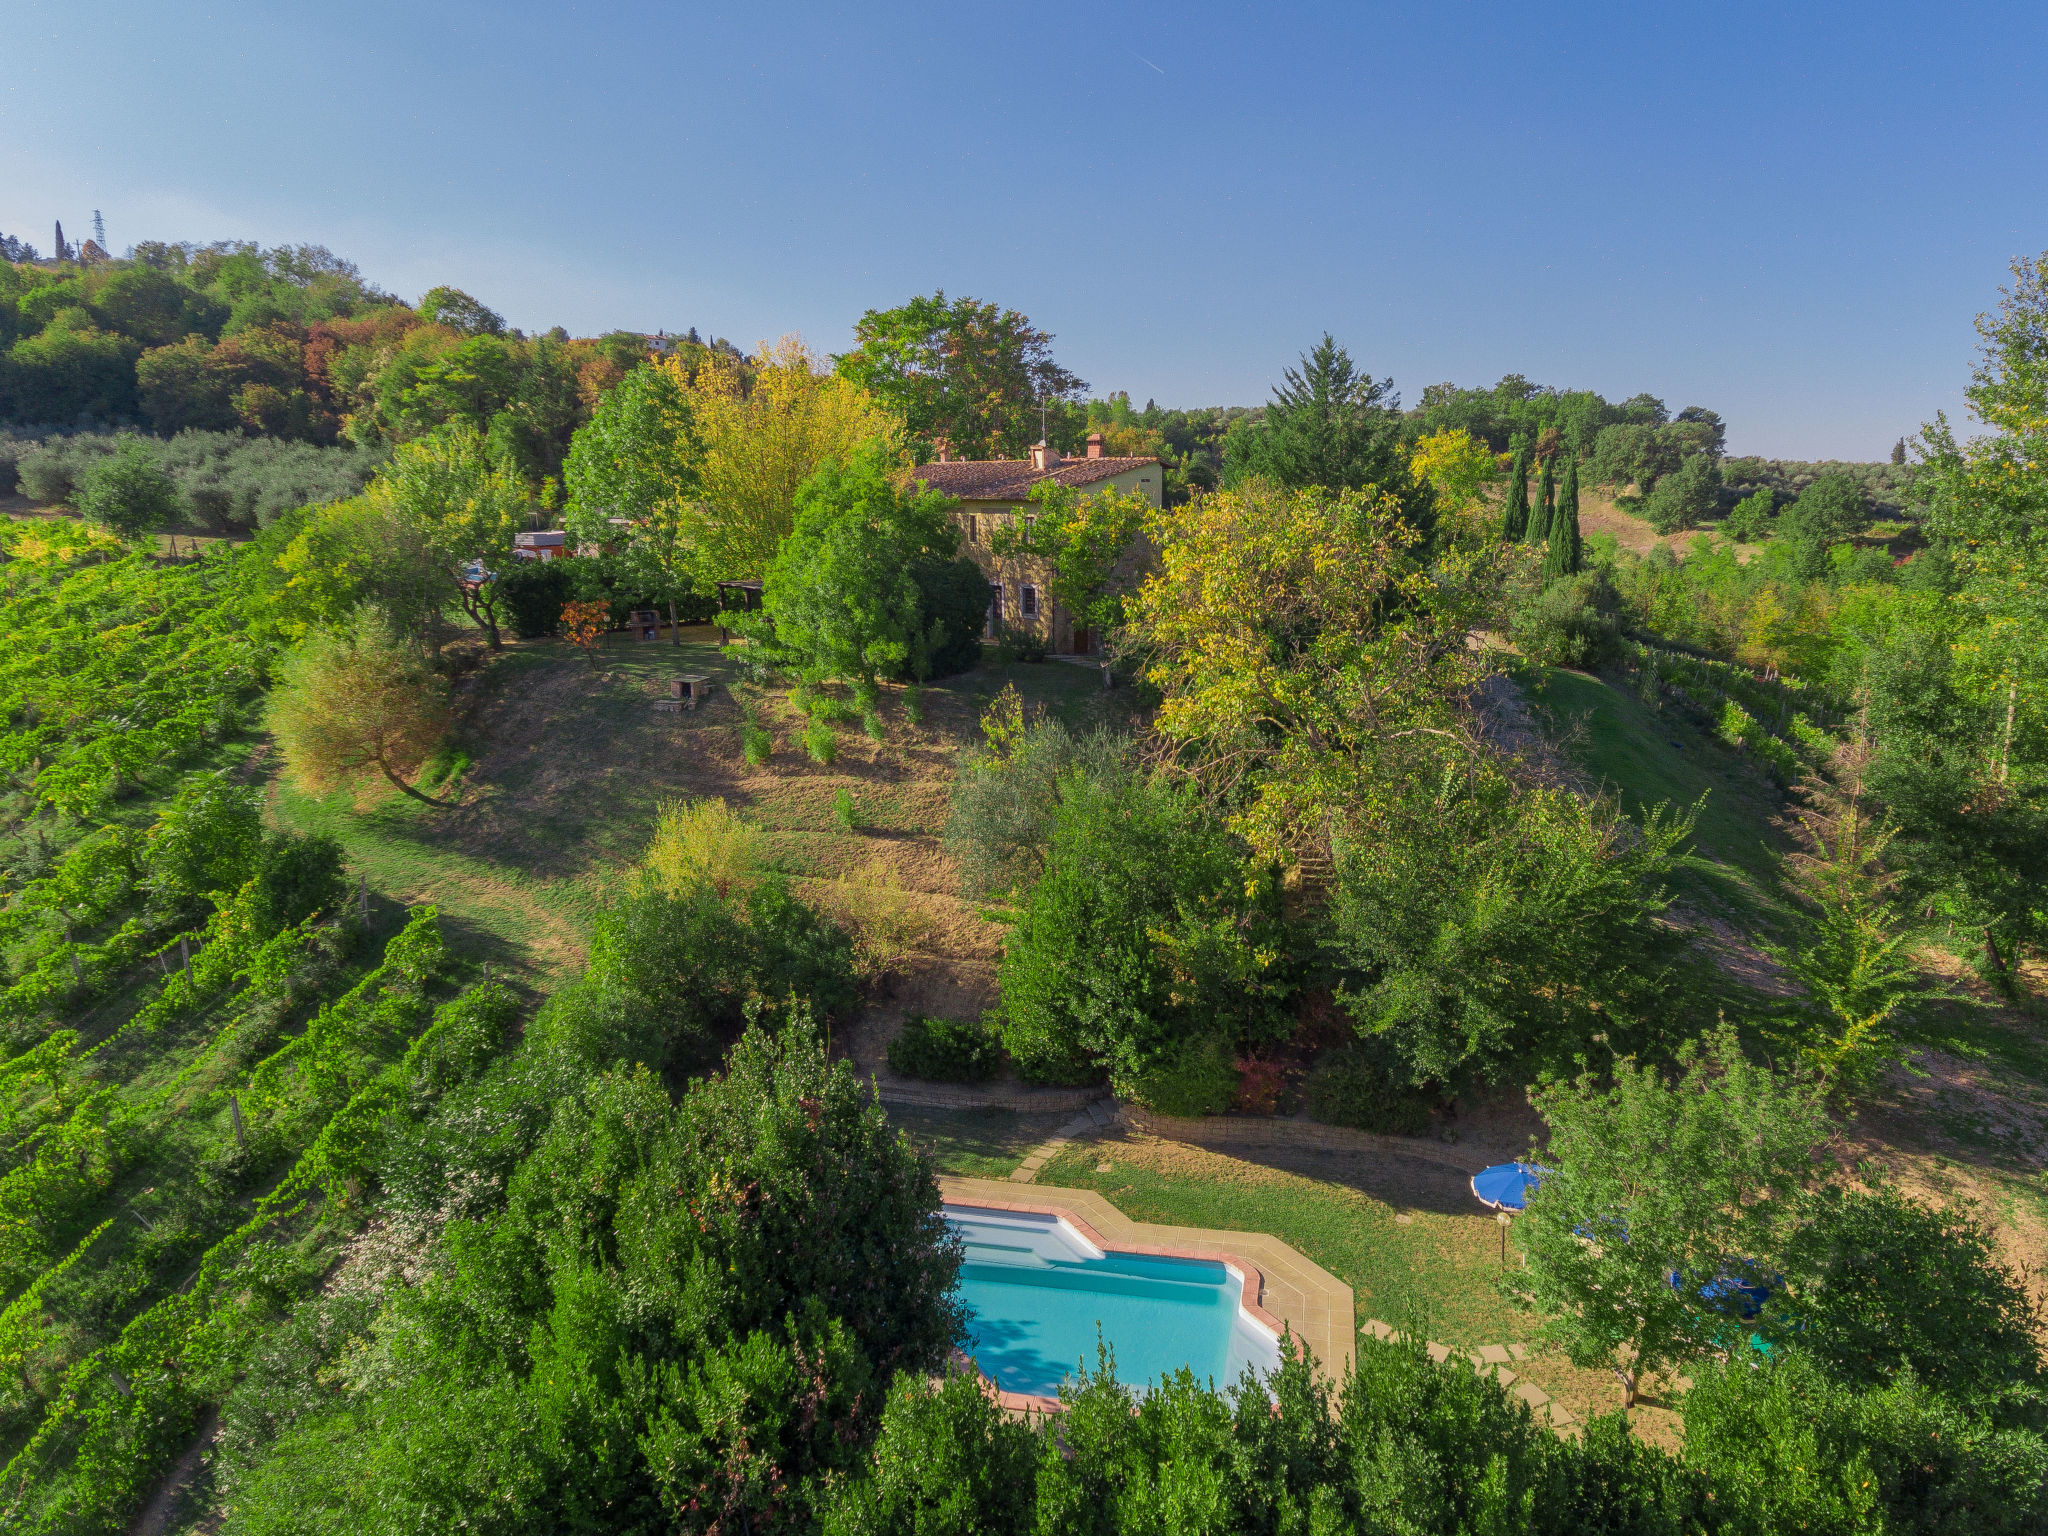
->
[1470,1162,1547,1212]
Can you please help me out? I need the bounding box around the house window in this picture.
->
[965,514,978,544]
[987,581,1004,629]
[1022,514,1035,547]
[1021,583,1039,618]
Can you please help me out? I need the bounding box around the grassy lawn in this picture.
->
[887,1105,1070,1178]
[1523,666,1790,931]
[1034,1135,1535,1348]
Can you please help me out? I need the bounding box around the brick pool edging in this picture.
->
[939,1175,1357,1405]
[944,1192,1289,1343]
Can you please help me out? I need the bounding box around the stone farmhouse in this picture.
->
[912,434,1161,656]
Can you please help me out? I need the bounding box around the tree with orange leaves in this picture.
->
[561,599,611,663]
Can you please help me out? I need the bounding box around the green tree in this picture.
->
[375,424,527,647]
[1222,336,1428,529]
[1129,479,1489,866]
[1328,776,1692,1087]
[385,334,520,437]
[1762,763,1922,1098]
[74,438,180,540]
[1588,421,1682,492]
[415,285,504,336]
[754,445,973,695]
[1542,455,1582,576]
[486,334,585,483]
[1782,472,1869,543]
[1723,486,1775,542]
[93,264,222,348]
[836,291,1086,459]
[1672,405,1727,459]
[1772,1185,2046,1418]
[259,495,449,653]
[1855,623,2048,993]
[996,766,1291,1089]
[1514,1026,1833,1409]
[987,478,1150,643]
[1500,443,1530,540]
[684,337,899,583]
[1642,452,1720,533]
[563,361,702,637]
[1527,452,1555,544]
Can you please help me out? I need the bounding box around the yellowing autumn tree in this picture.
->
[268,611,454,807]
[669,335,899,583]
[1129,480,1491,863]
[1408,427,1499,534]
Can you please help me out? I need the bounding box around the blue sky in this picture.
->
[4,1,2044,458]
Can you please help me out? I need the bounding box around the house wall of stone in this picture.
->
[948,466,1161,654]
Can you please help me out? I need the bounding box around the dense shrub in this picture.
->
[1685,1351,2048,1535]
[495,556,574,638]
[564,874,856,1079]
[825,1334,1716,1535]
[911,552,996,678]
[886,1014,1006,1082]
[1306,1037,1434,1135]
[1117,1033,1237,1115]
[241,831,350,940]
[990,621,1047,663]
[997,767,1292,1085]
[223,1016,962,1536]
[1510,568,1623,668]
[821,1369,1036,1536]
[0,426,52,493]
[1722,455,1918,520]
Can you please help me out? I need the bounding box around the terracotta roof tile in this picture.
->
[912,456,1158,501]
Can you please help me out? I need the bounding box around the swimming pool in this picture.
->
[947,1203,1282,1401]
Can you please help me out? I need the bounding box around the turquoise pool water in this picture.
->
[947,1204,1280,1399]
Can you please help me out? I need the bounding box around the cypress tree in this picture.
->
[1501,447,1530,540]
[1528,455,1555,544]
[1544,455,1583,578]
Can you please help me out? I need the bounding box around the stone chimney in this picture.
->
[1085,432,1105,459]
[931,435,951,463]
[1029,440,1061,472]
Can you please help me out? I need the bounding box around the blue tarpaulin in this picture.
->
[1671,1265,1776,1319]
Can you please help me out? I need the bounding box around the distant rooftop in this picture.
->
[913,436,1158,501]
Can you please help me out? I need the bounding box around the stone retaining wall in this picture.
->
[873,1080,1108,1115]
[1119,1106,1483,1174]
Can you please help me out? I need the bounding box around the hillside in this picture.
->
[270,630,1134,1068]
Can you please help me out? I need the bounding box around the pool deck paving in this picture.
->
[960,1107,1581,1433]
